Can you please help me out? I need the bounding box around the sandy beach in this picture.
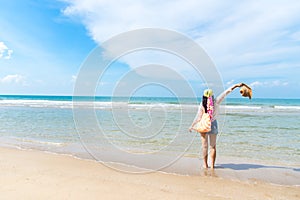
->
[0,147,299,200]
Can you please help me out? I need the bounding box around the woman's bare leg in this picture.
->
[200,133,208,168]
[209,134,217,169]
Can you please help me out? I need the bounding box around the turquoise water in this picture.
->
[0,95,299,175]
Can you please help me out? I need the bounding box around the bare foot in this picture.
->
[203,164,208,169]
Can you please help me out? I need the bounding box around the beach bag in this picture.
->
[193,113,211,133]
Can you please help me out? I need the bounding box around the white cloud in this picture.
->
[62,0,300,84]
[98,81,108,86]
[250,80,289,88]
[71,75,77,82]
[0,42,13,59]
[62,0,228,42]
[0,74,26,84]
[290,31,300,41]
[250,81,263,87]
[226,79,235,86]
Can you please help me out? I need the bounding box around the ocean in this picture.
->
[0,95,299,185]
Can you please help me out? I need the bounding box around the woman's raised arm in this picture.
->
[215,83,244,105]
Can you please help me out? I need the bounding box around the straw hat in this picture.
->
[240,84,252,99]
[203,89,213,97]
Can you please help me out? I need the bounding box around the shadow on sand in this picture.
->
[219,163,300,172]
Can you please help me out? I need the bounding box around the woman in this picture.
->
[189,83,244,169]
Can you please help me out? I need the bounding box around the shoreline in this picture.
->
[1,139,300,187]
[0,146,299,200]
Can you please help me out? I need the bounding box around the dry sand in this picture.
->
[0,147,299,200]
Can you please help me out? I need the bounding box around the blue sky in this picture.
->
[0,0,300,98]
